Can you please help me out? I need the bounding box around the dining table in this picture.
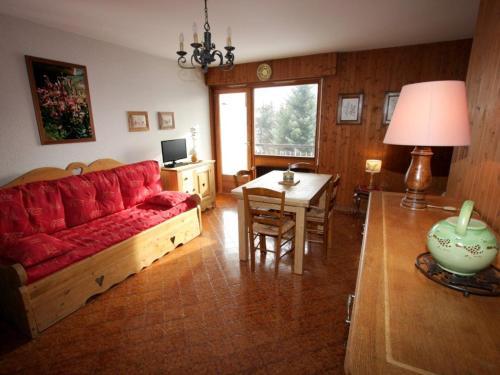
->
[231,170,333,275]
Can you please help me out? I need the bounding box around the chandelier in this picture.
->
[176,0,235,73]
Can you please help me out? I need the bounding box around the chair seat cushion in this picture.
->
[146,191,192,209]
[253,219,295,236]
[2,233,75,268]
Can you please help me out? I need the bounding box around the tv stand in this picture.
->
[160,160,215,211]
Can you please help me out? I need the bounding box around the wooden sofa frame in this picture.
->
[0,159,202,338]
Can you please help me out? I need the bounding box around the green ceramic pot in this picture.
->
[426,200,498,276]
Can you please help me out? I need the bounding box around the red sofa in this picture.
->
[0,160,202,337]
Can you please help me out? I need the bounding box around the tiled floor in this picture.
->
[0,195,362,374]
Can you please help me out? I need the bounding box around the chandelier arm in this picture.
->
[211,49,224,65]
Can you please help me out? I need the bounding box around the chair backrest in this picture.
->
[233,169,253,187]
[242,187,286,234]
[330,173,341,208]
[320,173,341,221]
[289,162,316,173]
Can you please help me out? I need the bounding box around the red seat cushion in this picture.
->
[83,169,124,216]
[58,175,100,227]
[113,161,162,208]
[21,181,66,234]
[25,200,197,284]
[146,191,192,209]
[2,233,75,268]
[0,187,33,247]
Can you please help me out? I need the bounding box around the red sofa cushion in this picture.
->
[58,175,100,227]
[21,181,66,234]
[113,161,162,208]
[26,200,197,283]
[0,187,33,247]
[146,191,192,209]
[2,233,75,268]
[83,170,124,216]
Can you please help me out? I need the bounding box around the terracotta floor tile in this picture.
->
[0,195,361,374]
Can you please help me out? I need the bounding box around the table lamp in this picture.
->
[365,159,382,189]
[383,81,470,210]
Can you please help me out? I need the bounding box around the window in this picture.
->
[253,83,319,157]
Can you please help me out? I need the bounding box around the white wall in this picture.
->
[0,14,210,185]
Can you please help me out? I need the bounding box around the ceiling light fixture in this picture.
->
[176,0,235,73]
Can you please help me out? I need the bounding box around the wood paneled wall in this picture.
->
[207,40,472,209]
[206,53,336,86]
[447,0,500,232]
[319,40,471,209]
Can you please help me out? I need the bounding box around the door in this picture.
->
[215,89,252,192]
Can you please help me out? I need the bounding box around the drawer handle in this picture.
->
[202,183,206,187]
[184,177,188,181]
[345,293,355,325]
[192,189,196,192]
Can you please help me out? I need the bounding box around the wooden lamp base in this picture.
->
[401,146,433,210]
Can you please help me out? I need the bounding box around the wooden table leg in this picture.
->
[293,207,306,275]
[237,199,248,261]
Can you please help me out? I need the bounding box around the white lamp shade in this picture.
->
[384,81,471,146]
[365,159,382,173]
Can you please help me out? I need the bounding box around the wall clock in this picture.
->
[257,63,272,81]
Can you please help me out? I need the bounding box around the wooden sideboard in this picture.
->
[161,160,216,211]
[345,192,500,375]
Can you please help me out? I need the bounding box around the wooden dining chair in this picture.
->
[243,187,295,273]
[306,174,341,253]
[289,162,316,173]
[233,169,253,187]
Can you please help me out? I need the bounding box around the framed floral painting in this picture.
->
[25,56,96,145]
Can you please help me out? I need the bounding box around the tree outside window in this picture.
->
[254,83,318,157]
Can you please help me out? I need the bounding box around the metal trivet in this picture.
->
[415,252,500,297]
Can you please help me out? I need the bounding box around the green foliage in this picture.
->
[255,85,317,147]
[254,103,275,144]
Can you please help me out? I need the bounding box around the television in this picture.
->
[161,138,187,166]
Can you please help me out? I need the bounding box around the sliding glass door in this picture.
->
[215,89,252,192]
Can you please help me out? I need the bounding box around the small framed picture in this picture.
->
[158,112,175,130]
[337,93,363,124]
[127,111,149,132]
[383,92,400,125]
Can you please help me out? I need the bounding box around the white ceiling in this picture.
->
[0,0,479,63]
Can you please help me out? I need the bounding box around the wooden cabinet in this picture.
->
[344,192,500,374]
[161,160,216,211]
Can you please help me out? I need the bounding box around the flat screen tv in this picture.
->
[161,138,187,166]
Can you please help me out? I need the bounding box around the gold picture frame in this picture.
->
[158,112,175,130]
[127,111,149,132]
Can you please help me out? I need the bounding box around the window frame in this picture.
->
[252,80,321,159]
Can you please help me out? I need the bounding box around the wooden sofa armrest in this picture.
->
[0,262,36,337]
[0,262,28,287]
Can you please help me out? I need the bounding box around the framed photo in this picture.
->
[337,93,364,124]
[383,91,400,125]
[158,112,175,130]
[127,111,149,132]
[25,55,96,145]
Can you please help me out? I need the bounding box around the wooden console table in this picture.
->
[161,160,216,211]
[345,192,500,375]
